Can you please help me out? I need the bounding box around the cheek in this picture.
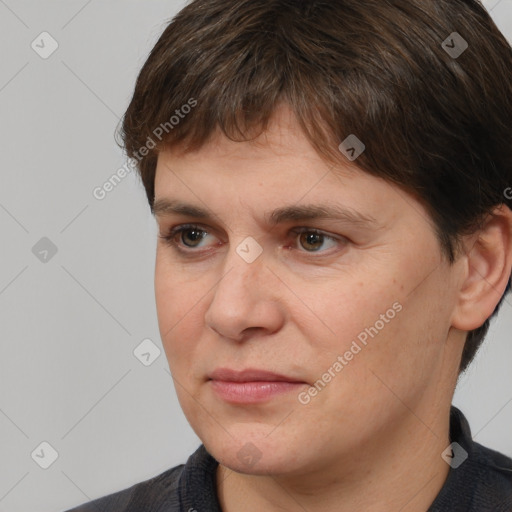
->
[154,262,203,365]
[295,267,431,389]
[155,254,200,327]
[291,274,403,352]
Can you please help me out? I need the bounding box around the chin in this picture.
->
[203,433,301,475]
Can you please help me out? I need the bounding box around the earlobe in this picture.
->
[451,205,512,332]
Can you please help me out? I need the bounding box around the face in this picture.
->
[153,105,463,477]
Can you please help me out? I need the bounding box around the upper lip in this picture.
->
[209,368,305,383]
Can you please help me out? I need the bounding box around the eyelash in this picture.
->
[158,223,346,256]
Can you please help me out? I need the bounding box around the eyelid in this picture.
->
[163,223,342,238]
[160,223,347,256]
[161,223,215,247]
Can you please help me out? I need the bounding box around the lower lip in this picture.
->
[209,380,306,404]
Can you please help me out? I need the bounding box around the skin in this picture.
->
[153,104,512,511]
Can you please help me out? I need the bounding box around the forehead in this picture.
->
[154,137,372,216]
[152,104,427,234]
[153,157,417,246]
[156,102,350,171]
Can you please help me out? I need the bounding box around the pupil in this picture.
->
[184,229,204,246]
[302,232,322,251]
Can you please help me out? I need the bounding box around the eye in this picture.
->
[290,228,341,253]
[158,224,346,255]
[159,224,214,249]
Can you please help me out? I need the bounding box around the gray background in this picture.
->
[0,1,510,511]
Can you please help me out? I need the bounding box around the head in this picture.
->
[118,0,512,475]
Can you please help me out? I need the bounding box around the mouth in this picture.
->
[208,367,308,404]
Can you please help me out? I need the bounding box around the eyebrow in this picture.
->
[152,199,381,229]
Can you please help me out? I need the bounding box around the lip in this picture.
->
[208,367,304,383]
[208,368,307,404]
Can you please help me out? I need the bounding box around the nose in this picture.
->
[203,241,285,342]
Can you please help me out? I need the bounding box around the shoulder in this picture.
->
[63,463,185,512]
[429,406,512,512]
[469,440,512,511]
[456,406,512,510]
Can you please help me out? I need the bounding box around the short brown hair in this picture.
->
[118,0,512,375]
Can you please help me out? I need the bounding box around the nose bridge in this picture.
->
[204,235,281,339]
[216,234,266,301]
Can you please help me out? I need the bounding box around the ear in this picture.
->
[451,204,512,332]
